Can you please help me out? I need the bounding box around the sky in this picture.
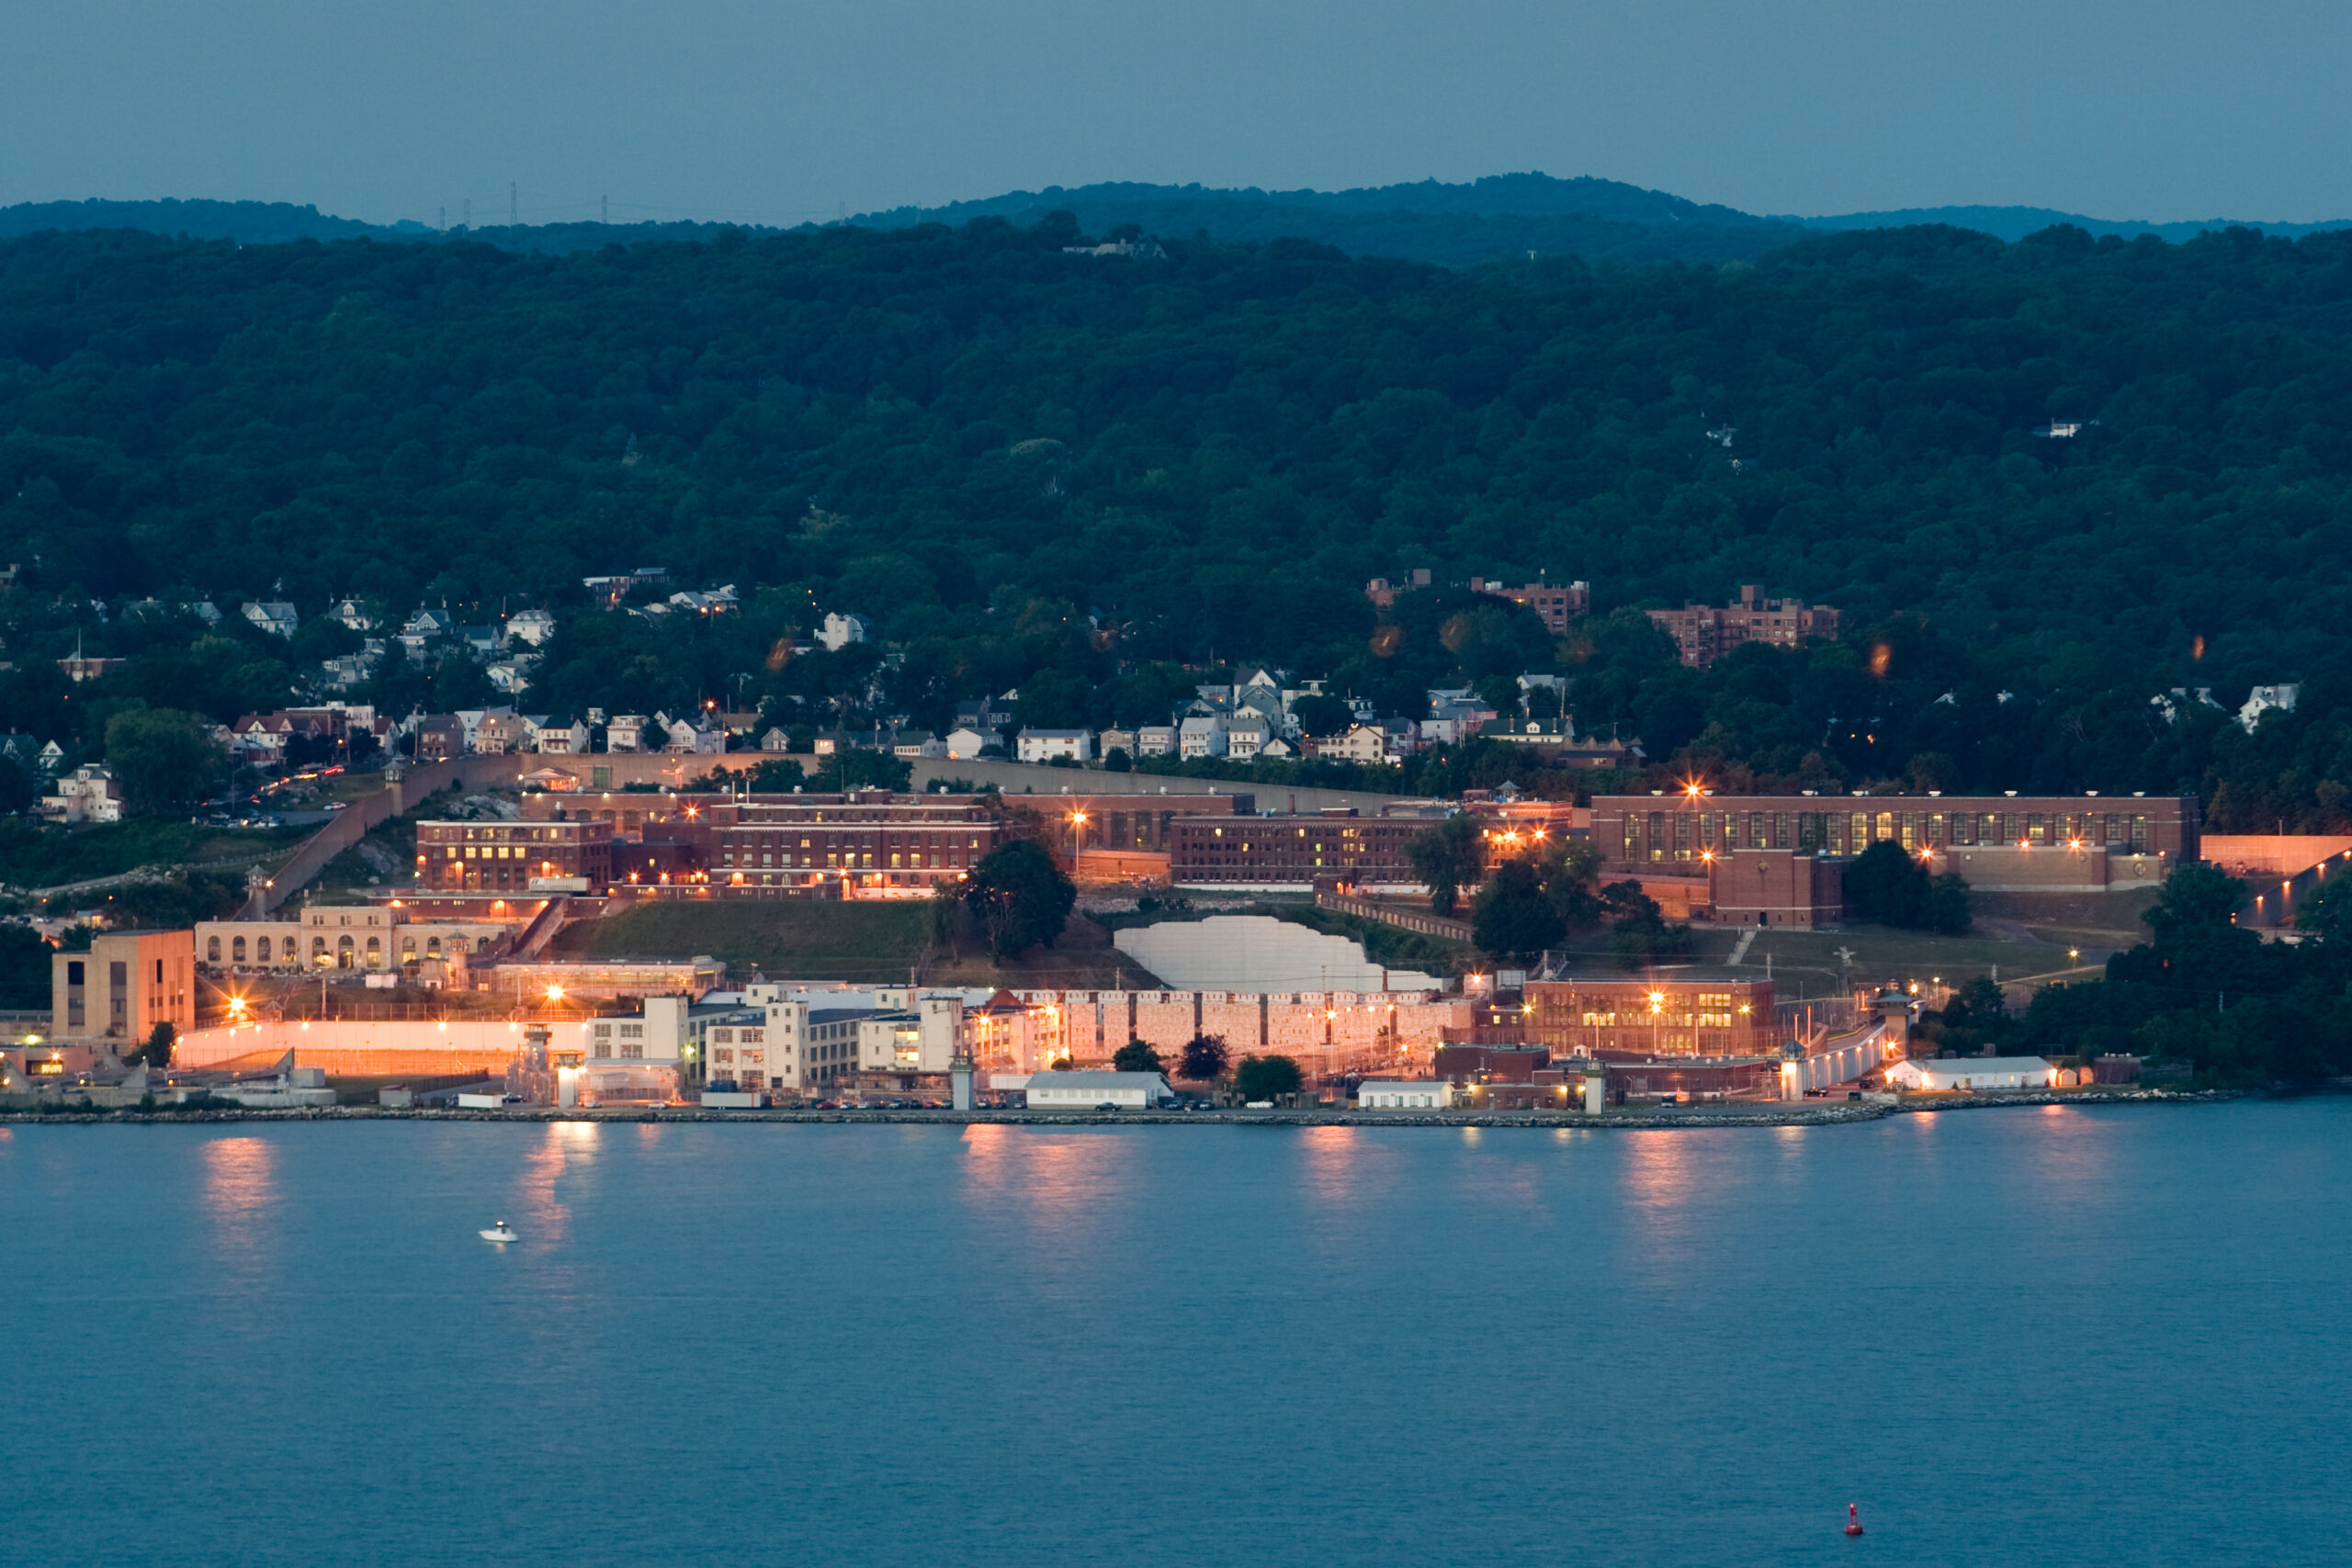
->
[2,0,2346,227]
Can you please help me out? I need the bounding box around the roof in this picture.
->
[1901,1056,2055,1075]
[1027,1071,1173,1088]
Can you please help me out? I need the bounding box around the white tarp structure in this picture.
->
[1114,915,1442,993]
[1887,1056,2057,1091]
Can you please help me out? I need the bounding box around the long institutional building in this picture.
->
[1589,791,2199,928]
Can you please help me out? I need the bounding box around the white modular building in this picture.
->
[1886,1056,2058,1091]
[1356,1080,1453,1110]
[1024,1070,1177,1110]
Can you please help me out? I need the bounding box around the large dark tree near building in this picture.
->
[1176,1033,1231,1082]
[960,839,1076,959]
[1843,840,1971,934]
[1407,814,1486,917]
[1233,1054,1304,1101]
[1472,860,1566,959]
[1112,1040,1163,1073]
[103,708,225,815]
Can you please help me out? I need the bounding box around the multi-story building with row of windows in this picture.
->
[415,819,614,894]
[1524,975,1781,1059]
[1168,809,1424,891]
[1593,792,2198,865]
[1645,586,1840,667]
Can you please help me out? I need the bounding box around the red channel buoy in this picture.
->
[1845,1503,1864,1537]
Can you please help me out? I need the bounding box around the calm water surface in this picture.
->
[4,1101,2348,1566]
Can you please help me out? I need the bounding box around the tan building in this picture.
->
[1526,975,1779,1059]
[197,905,508,973]
[1645,586,1839,667]
[53,930,196,1044]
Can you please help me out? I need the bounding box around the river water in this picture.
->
[3,1101,2347,1565]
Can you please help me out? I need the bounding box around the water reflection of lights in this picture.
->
[1300,1124,1362,1205]
[519,1122,599,1245]
[202,1135,277,1267]
[1620,1131,1696,1212]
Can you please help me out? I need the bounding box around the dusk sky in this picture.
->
[3,0,2346,226]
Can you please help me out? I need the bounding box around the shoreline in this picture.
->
[0,1087,2242,1130]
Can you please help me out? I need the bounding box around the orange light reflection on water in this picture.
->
[201,1135,277,1273]
[517,1121,598,1247]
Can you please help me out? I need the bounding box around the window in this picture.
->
[255,937,272,962]
[207,937,221,963]
[232,937,246,963]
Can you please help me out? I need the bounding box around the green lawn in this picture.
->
[0,818,310,889]
[550,898,1165,988]
[1714,923,2085,997]
[552,900,935,983]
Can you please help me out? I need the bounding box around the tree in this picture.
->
[1600,880,1696,969]
[961,839,1076,959]
[1290,693,1354,738]
[1843,841,1969,932]
[1233,1054,1303,1101]
[2296,874,2352,945]
[131,1021,175,1068]
[1112,1040,1163,1073]
[1177,1033,1230,1081]
[2143,863,2249,946]
[1406,813,1486,917]
[1844,840,1928,926]
[1472,859,1566,959]
[1102,746,1132,773]
[104,707,226,815]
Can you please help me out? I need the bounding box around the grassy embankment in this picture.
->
[0,818,311,892]
[550,900,1163,989]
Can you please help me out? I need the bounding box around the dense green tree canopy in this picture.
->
[2,219,2352,818]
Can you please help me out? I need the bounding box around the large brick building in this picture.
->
[1646,586,1839,667]
[416,818,615,894]
[695,792,1001,893]
[1169,809,1424,891]
[1586,791,2198,925]
[1472,578,1591,635]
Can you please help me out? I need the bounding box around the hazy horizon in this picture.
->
[3,0,2347,230]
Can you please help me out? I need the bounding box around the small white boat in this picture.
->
[479,1221,518,1244]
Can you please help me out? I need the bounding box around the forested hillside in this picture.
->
[3,215,2352,822]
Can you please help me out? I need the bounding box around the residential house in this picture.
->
[504,607,557,647]
[485,660,532,695]
[759,728,794,753]
[42,764,123,823]
[319,639,386,692]
[1421,695,1498,746]
[944,726,997,760]
[1315,724,1400,765]
[530,716,591,755]
[605,714,650,752]
[408,714,466,761]
[1017,728,1093,763]
[893,731,947,759]
[400,608,456,660]
[658,714,725,755]
[1224,714,1273,761]
[817,612,875,652]
[242,601,300,638]
[1098,728,1138,759]
[1178,715,1228,759]
[1134,725,1177,758]
[474,711,529,754]
[455,625,503,659]
[955,695,1019,733]
[0,734,40,771]
[36,740,65,773]
[666,585,739,615]
[328,598,377,632]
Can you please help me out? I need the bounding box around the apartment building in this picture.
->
[1645,586,1840,668]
